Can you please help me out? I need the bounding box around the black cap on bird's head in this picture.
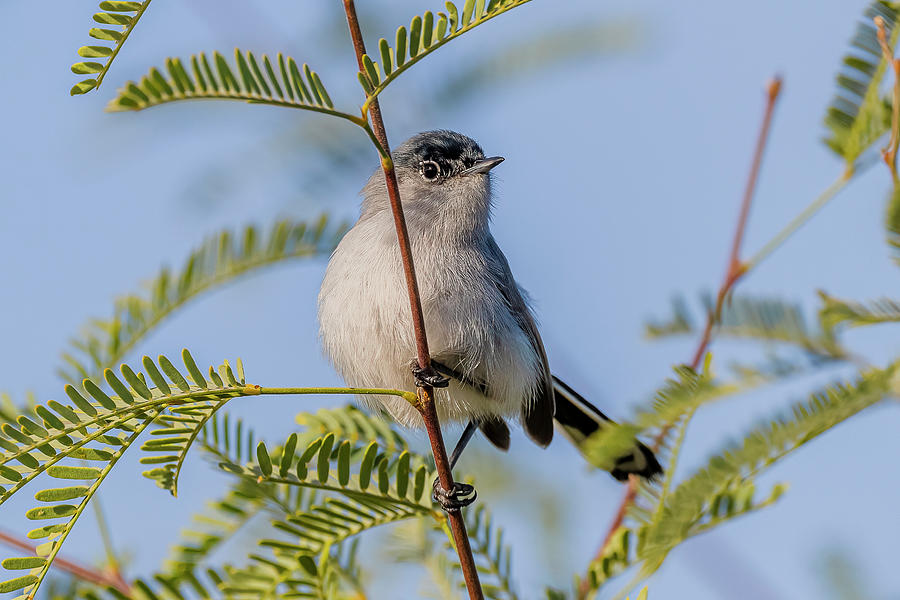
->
[393,130,504,184]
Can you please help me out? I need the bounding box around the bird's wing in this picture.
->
[486,238,555,447]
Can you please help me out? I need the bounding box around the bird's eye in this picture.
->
[420,160,441,181]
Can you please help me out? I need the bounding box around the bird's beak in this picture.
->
[461,156,504,176]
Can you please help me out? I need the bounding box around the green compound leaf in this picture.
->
[108,49,360,124]
[357,0,533,107]
[71,0,153,95]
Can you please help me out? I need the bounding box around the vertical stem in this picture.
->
[340,2,483,598]
[578,77,783,600]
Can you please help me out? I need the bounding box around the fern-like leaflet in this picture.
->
[71,0,153,95]
[0,350,252,598]
[357,0,532,108]
[637,364,896,575]
[646,294,847,361]
[819,291,900,331]
[215,431,438,598]
[108,49,362,123]
[824,1,900,165]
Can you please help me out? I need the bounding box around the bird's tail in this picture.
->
[552,376,662,481]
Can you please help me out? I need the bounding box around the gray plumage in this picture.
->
[317,130,660,479]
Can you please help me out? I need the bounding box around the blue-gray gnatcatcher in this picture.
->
[318,130,660,509]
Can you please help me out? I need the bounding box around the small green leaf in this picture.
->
[158,355,190,392]
[83,379,116,410]
[296,438,322,480]
[208,366,224,388]
[35,487,89,502]
[47,465,101,480]
[358,442,379,491]
[16,452,39,469]
[34,405,65,430]
[422,11,434,48]
[26,504,78,520]
[78,45,113,58]
[142,356,171,395]
[64,384,97,416]
[396,450,410,498]
[446,1,460,32]
[395,26,408,68]
[71,61,104,74]
[297,554,317,577]
[337,440,351,486]
[120,364,152,400]
[0,574,39,593]
[280,432,297,477]
[0,465,23,482]
[182,349,207,389]
[462,0,476,26]
[98,1,142,10]
[93,12,131,25]
[139,455,178,464]
[409,15,423,58]
[413,464,427,501]
[89,28,123,42]
[47,401,81,424]
[317,433,335,484]
[436,12,448,39]
[357,71,374,94]
[379,38,393,76]
[257,441,272,477]
[17,416,48,438]
[103,369,134,404]
[67,447,112,462]
[2,556,46,570]
[378,459,390,494]
[26,523,66,539]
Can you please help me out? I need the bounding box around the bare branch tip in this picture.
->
[766,76,783,100]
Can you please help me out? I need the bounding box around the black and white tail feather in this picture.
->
[551,377,662,481]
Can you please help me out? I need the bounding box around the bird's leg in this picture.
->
[411,363,450,388]
[432,420,478,512]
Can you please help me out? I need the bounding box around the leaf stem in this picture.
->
[743,172,853,272]
[341,2,483,597]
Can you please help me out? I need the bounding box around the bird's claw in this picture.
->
[412,365,450,388]
[432,477,477,512]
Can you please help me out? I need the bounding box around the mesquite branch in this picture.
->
[341,2,484,598]
[578,76,783,600]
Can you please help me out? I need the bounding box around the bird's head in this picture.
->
[362,130,503,230]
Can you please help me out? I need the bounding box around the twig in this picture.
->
[0,529,131,594]
[577,76,783,600]
[875,15,900,182]
[340,2,483,598]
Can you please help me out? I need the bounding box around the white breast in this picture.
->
[317,211,540,428]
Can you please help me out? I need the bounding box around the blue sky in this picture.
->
[1,1,898,598]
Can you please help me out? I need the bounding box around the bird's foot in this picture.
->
[412,365,450,388]
[432,477,476,512]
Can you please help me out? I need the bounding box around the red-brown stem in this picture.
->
[578,77,782,600]
[0,529,131,594]
[341,2,483,598]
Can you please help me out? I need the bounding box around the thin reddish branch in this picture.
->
[874,16,900,182]
[0,529,131,594]
[578,76,782,600]
[341,2,483,598]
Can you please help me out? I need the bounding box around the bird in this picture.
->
[317,130,661,510]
